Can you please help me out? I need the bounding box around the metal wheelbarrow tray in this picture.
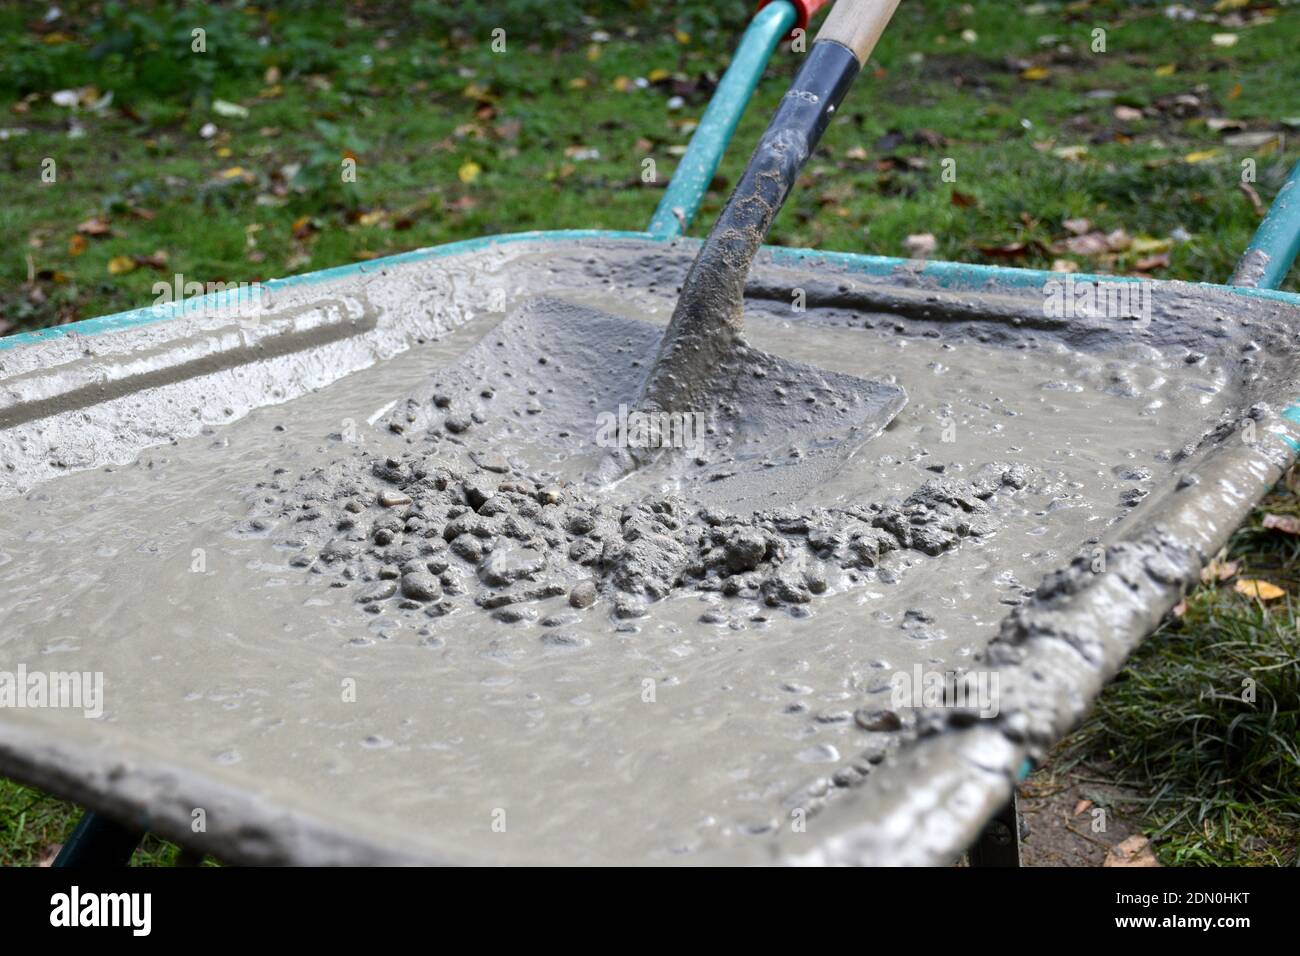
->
[2,3,1300,866]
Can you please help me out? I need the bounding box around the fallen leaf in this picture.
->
[1183,149,1224,164]
[457,160,481,184]
[1211,33,1239,48]
[1154,63,1177,77]
[1240,181,1265,217]
[904,233,937,258]
[1224,131,1281,150]
[1053,145,1089,161]
[1073,799,1093,816]
[67,234,87,256]
[132,250,169,270]
[1130,236,1172,255]
[77,217,111,236]
[1201,555,1239,583]
[1234,579,1285,601]
[1021,66,1051,81]
[1063,217,1092,235]
[977,242,1033,259]
[1135,251,1171,271]
[37,843,61,867]
[291,216,318,240]
[563,145,600,161]
[1063,232,1109,256]
[1114,105,1144,122]
[1106,228,1133,252]
[107,255,136,275]
[950,190,977,208]
[1206,117,1246,133]
[212,99,250,118]
[1262,513,1300,535]
[1104,835,1160,867]
[1051,258,1080,273]
[913,128,947,148]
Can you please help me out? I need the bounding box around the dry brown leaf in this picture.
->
[1104,834,1160,867]
[1234,578,1285,601]
[1106,229,1133,252]
[37,843,62,867]
[1262,513,1300,535]
[1073,798,1093,817]
[1200,556,1239,583]
[77,217,111,237]
[904,233,937,258]
[1064,231,1110,256]
[1135,251,1171,271]
[978,242,1032,259]
[1239,182,1266,217]
[132,251,169,270]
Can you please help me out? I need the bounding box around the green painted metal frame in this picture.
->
[1232,159,1300,291]
[8,228,1298,355]
[646,0,797,238]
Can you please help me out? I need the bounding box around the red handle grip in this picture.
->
[756,0,832,35]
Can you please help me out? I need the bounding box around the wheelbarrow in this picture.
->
[1,0,1299,866]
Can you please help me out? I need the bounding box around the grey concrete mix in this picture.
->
[1,237,1298,864]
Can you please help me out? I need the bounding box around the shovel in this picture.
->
[389,1,906,509]
[603,0,908,504]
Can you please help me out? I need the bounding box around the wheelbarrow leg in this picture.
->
[968,792,1021,867]
[53,810,144,867]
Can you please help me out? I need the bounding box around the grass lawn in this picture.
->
[1,0,1297,865]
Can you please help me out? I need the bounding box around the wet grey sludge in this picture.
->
[2,237,1297,865]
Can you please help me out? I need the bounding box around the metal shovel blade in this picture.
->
[383,297,905,508]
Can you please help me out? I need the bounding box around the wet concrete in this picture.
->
[2,237,1299,864]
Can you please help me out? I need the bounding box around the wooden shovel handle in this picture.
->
[814,0,901,65]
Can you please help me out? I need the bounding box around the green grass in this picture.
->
[0,781,183,867]
[2,0,1295,334]
[1060,482,1300,867]
[1,0,1298,864]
